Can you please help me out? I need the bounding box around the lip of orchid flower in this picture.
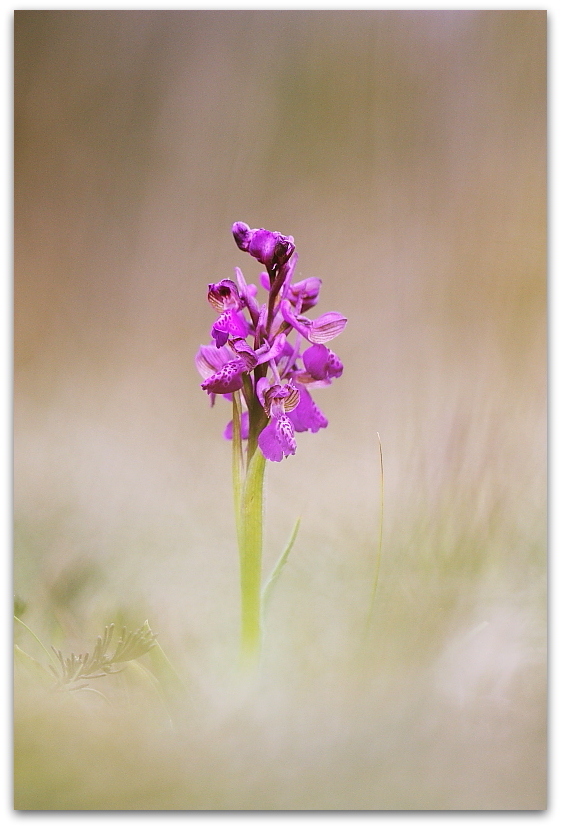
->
[201,358,249,395]
[211,308,249,348]
[258,414,297,462]
[201,332,290,400]
[200,339,262,395]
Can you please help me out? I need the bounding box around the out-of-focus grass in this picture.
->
[13,342,547,810]
[14,10,546,810]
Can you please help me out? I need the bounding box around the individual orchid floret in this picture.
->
[200,342,260,395]
[207,279,250,347]
[256,379,300,462]
[232,222,295,272]
[207,279,243,312]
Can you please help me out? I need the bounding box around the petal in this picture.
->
[258,415,297,462]
[286,277,322,311]
[211,309,249,347]
[201,359,246,395]
[195,343,232,379]
[258,420,284,462]
[207,280,241,311]
[280,382,300,413]
[211,323,230,348]
[224,411,250,441]
[280,299,312,340]
[232,221,252,251]
[302,344,344,380]
[276,414,297,457]
[288,386,328,433]
[256,376,271,408]
[302,343,330,380]
[254,332,287,365]
[248,229,278,267]
[309,312,348,344]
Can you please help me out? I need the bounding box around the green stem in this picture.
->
[246,389,267,464]
[232,392,244,551]
[239,447,266,667]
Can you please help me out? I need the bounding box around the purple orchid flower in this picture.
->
[232,222,295,271]
[256,378,300,462]
[195,222,346,461]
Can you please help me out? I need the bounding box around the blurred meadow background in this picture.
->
[14,10,546,811]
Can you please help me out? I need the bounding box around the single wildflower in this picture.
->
[195,222,348,666]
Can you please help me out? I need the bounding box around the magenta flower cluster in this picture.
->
[195,222,347,462]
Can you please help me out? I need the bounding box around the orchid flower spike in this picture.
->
[195,222,347,461]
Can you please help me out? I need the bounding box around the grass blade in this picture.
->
[262,516,301,616]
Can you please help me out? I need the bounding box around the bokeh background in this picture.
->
[14,10,546,811]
